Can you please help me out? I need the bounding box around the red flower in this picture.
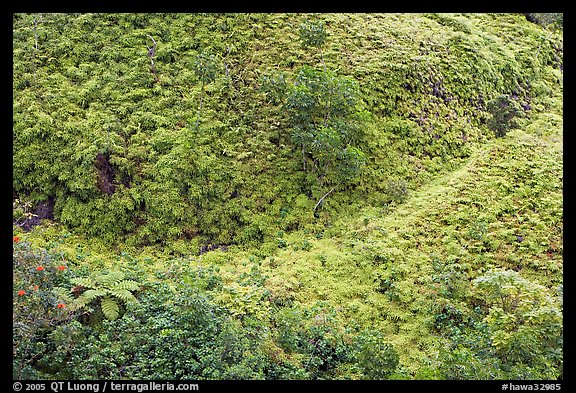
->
[36,266,44,271]
[13,236,20,243]
[18,290,26,296]
[57,265,66,271]
[57,303,66,309]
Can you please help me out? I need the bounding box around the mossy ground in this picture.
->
[13,13,562,379]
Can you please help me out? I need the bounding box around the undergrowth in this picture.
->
[13,13,562,380]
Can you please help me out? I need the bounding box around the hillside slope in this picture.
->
[13,13,563,249]
[13,13,562,380]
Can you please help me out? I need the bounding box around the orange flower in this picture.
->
[18,290,26,296]
[33,285,39,291]
[36,266,44,271]
[57,265,66,271]
[57,303,66,309]
[13,236,20,243]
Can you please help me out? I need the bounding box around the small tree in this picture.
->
[193,50,219,129]
[286,66,366,186]
[299,19,327,70]
[260,20,367,210]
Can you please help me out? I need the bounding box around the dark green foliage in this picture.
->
[353,329,399,379]
[299,19,327,70]
[259,71,288,105]
[193,50,219,85]
[385,179,410,203]
[273,303,353,378]
[299,20,327,49]
[13,245,273,379]
[277,65,367,191]
[37,283,265,379]
[193,50,219,128]
[524,13,563,29]
[487,94,525,137]
[434,270,563,380]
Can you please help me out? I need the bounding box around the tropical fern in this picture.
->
[53,271,141,321]
[70,276,98,289]
[101,296,120,321]
[52,286,75,304]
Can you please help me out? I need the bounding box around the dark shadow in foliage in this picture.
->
[95,152,116,196]
[523,13,563,28]
[13,196,55,232]
[487,94,524,138]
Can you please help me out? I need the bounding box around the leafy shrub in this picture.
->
[193,49,219,128]
[437,269,563,380]
[283,66,367,189]
[20,279,275,379]
[472,269,563,369]
[273,303,352,378]
[385,179,410,203]
[13,237,74,379]
[524,13,563,29]
[299,19,327,49]
[259,71,288,105]
[353,329,399,379]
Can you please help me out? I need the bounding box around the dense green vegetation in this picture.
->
[13,13,562,380]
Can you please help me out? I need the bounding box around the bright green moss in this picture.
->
[13,13,562,380]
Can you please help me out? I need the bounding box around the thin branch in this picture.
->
[314,186,336,211]
[147,35,159,83]
[146,34,157,57]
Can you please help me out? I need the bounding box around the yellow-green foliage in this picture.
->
[13,13,563,248]
[13,13,562,380]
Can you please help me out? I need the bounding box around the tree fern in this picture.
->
[112,289,138,304]
[56,271,141,321]
[111,279,140,292]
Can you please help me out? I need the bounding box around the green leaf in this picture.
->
[101,296,120,320]
[113,289,138,304]
[70,277,98,289]
[111,280,140,292]
[75,289,106,309]
[82,289,107,300]
[52,286,74,304]
[97,272,125,287]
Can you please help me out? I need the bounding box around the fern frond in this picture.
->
[75,289,106,309]
[113,289,138,304]
[101,296,120,320]
[83,288,108,300]
[97,272,125,287]
[52,286,75,304]
[74,295,92,309]
[71,277,98,289]
[111,280,140,292]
